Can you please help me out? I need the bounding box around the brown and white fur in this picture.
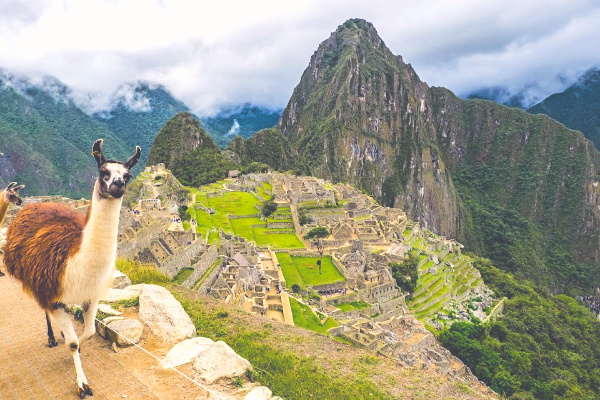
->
[3,140,140,398]
[0,182,24,276]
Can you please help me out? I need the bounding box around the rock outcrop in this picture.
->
[191,340,252,384]
[138,284,196,343]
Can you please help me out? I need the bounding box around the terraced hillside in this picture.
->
[186,181,304,250]
[400,222,492,328]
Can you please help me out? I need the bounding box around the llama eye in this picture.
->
[99,171,110,181]
[123,173,131,181]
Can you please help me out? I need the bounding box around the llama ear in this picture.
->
[92,139,107,168]
[13,184,25,191]
[124,146,142,170]
[6,182,16,190]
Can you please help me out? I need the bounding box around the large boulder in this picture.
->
[96,316,124,339]
[192,341,251,384]
[107,319,144,346]
[244,386,272,400]
[112,269,132,289]
[138,284,196,343]
[161,337,214,369]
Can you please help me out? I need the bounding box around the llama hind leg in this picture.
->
[45,311,58,348]
[78,300,98,347]
[50,305,93,398]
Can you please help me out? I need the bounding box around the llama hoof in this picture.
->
[47,338,58,348]
[78,383,93,398]
[83,383,93,396]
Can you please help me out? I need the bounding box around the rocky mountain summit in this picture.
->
[231,18,600,292]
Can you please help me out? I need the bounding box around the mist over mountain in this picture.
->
[200,104,281,147]
[0,70,130,198]
[92,81,190,167]
[528,67,600,149]
[461,71,583,110]
[465,86,530,109]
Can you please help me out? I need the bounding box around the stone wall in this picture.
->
[326,292,360,305]
[266,221,293,229]
[199,261,226,294]
[182,245,218,288]
[158,240,207,278]
[309,281,347,293]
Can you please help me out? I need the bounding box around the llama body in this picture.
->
[3,140,140,398]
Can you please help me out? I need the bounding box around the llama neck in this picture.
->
[0,192,8,226]
[80,182,123,253]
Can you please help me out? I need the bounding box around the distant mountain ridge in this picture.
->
[465,86,530,109]
[0,70,130,198]
[0,67,279,196]
[528,67,600,148]
[200,104,281,147]
[92,81,190,167]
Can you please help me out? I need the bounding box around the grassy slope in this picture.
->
[169,285,493,400]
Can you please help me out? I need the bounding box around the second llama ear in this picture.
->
[124,146,142,170]
[92,139,107,168]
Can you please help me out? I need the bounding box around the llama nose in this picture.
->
[113,178,125,188]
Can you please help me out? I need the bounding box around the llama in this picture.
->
[4,139,140,398]
[0,181,24,276]
[0,181,25,224]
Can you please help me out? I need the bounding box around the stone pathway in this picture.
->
[0,270,210,400]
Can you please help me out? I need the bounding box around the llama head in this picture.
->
[92,139,142,199]
[3,182,25,206]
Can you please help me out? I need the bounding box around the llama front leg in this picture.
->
[78,300,98,346]
[45,311,58,348]
[51,305,93,398]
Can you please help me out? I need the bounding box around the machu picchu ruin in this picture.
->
[89,165,500,384]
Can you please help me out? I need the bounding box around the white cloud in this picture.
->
[0,0,599,115]
[227,119,240,136]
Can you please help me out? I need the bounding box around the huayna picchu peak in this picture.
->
[230,18,600,294]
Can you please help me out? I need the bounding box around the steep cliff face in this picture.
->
[271,19,600,289]
[432,88,600,269]
[279,19,460,237]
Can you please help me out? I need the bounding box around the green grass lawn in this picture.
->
[173,267,194,284]
[289,297,333,335]
[277,254,345,288]
[277,253,306,290]
[334,301,370,312]
[230,217,265,239]
[255,186,272,201]
[291,256,345,286]
[207,231,219,246]
[254,228,304,249]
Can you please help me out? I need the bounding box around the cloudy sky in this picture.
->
[1,0,599,115]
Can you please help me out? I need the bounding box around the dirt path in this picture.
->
[0,268,211,400]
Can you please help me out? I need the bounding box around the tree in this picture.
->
[178,205,188,219]
[291,284,301,294]
[261,196,278,217]
[243,162,270,174]
[303,227,329,275]
[298,209,311,225]
[304,226,330,240]
[389,251,419,294]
